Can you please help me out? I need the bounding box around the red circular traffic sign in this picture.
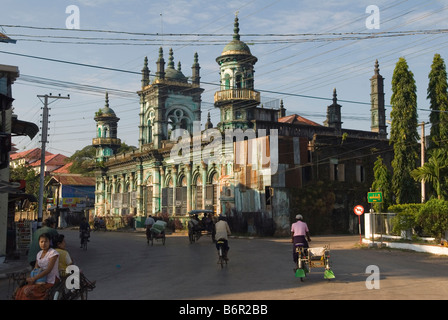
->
[354,205,364,216]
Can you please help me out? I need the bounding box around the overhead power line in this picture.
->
[3,24,448,37]
[5,29,448,46]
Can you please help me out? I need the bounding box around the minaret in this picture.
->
[278,99,286,118]
[141,56,150,88]
[156,47,165,80]
[191,52,200,85]
[324,88,342,131]
[214,15,260,131]
[370,60,387,139]
[92,92,121,162]
[205,112,213,129]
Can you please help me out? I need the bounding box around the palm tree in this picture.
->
[411,148,448,200]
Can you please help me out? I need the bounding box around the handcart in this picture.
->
[294,244,335,282]
[148,220,166,246]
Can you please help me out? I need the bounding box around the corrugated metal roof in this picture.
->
[278,114,322,127]
[51,175,95,186]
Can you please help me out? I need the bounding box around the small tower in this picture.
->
[92,92,121,162]
[155,47,165,80]
[191,52,200,85]
[137,49,204,149]
[205,112,213,129]
[324,88,342,131]
[278,99,286,118]
[141,56,150,88]
[214,15,260,131]
[370,60,387,139]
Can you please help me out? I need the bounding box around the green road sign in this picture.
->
[367,192,383,203]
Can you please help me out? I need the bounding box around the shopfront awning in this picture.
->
[11,115,38,139]
[8,193,38,203]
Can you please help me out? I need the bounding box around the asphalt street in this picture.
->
[2,229,448,301]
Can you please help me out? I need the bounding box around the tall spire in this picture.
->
[233,14,240,41]
[168,48,175,69]
[105,91,109,108]
[370,59,387,138]
[156,47,165,80]
[191,52,200,85]
[205,112,213,129]
[374,59,380,75]
[141,56,150,87]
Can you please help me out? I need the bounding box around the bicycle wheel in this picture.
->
[217,247,224,268]
[188,229,195,244]
[49,280,67,300]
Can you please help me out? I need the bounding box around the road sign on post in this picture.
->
[354,205,364,216]
[354,205,364,244]
[367,192,383,203]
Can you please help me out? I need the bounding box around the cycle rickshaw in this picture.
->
[294,244,335,282]
[147,220,167,246]
[8,270,96,300]
[187,209,215,244]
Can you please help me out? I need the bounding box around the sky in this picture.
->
[1,0,448,157]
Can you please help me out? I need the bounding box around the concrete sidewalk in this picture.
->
[0,256,30,280]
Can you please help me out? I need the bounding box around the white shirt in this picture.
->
[37,248,60,284]
[215,220,231,240]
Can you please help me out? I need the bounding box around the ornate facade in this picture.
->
[93,17,391,235]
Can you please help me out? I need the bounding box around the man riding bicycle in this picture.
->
[291,214,311,264]
[215,214,231,261]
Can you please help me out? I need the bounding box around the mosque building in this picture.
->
[93,17,391,235]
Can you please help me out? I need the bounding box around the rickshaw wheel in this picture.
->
[188,230,195,244]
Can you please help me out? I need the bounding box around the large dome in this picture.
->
[95,92,118,118]
[221,39,252,56]
[165,65,188,83]
[217,16,257,64]
[99,106,116,116]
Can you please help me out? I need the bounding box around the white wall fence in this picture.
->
[363,212,448,256]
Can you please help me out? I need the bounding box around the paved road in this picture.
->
[3,229,448,301]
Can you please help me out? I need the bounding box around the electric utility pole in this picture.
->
[37,93,70,228]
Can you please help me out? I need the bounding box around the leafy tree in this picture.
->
[411,148,448,200]
[427,54,448,149]
[390,57,420,204]
[10,164,46,200]
[68,143,137,176]
[67,145,97,176]
[416,199,448,241]
[371,156,392,211]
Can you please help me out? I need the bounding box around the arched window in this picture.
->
[235,74,242,89]
[98,127,102,138]
[224,74,231,90]
[147,119,152,143]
